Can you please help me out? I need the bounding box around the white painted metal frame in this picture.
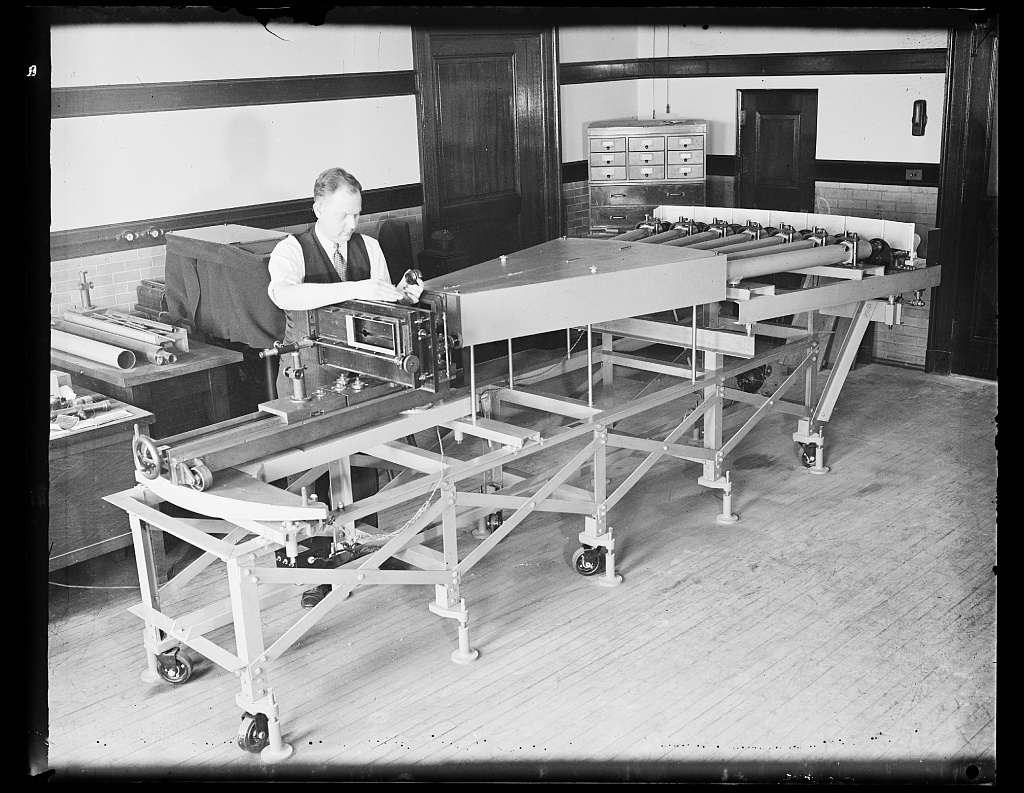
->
[106,259,941,762]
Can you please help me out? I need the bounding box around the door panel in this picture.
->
[415,29,560,268]
[738,90,818,211]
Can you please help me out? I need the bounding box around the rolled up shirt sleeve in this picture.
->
[267,235,307,308]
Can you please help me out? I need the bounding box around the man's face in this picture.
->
[314,187,362,244]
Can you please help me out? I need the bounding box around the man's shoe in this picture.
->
[300,583,332,609]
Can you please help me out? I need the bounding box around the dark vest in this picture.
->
[279,226,373,394]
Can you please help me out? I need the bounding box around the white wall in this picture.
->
[558,24,948,163]
[50,22,414,84]
[50,22,419,232]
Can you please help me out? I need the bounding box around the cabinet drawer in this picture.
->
[628,136,666,152]
[667,135,705,150]
[590,137,626,153]
[591,205,653,228]
[591,166,627,181]
[590,151,626,167]
[667,164,705,180]
[628,151,665,166]
[628,165,666,180]
[591,182,706,206]
[667,149,705,165]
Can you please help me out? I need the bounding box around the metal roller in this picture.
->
[725,239,873,284]
[610,227,653,242]
[640,228,688,244]
[712,235,790,255]
[687,232,753,251]
[51,328,137,369]
[724,239,818,261]
[662,230,723,247]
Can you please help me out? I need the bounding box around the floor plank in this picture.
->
[40,364,996,782]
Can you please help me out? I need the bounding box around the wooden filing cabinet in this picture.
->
[587,118,707,234]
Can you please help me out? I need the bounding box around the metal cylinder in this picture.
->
[51,329,136,369]
[687,233,752,251]
[51,318,171,358]
[661,230,722,247]
[724,239,817,261]
[725,240,872,283]
[713,235,789,255]
[611,227,653,242]
[640,228,687,244]
[61,311,174,347]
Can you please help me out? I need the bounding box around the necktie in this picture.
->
[332,243,347,281]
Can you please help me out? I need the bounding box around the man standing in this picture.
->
[267,167,407,608]
[267,167,407,394]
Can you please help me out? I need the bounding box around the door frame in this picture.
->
[412,26,563,252]
[927,16,998,378]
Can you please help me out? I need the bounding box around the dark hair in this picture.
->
[313,168,362,202]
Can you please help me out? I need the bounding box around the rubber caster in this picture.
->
[572,546,606,576]
[156,648,193,685]
[237,712,270,754]
[187,463,213,492]
[132,434,162,480]
[799,442,817,468]
[485,512,504,532]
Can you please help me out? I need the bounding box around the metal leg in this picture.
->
[430,483,479,663]
[228,556,294,762]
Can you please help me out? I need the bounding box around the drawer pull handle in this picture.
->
[610,216,626,220]
[611,194,626,198]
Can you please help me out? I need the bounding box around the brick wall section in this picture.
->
[814,181,937,369]
[50,208,424,319]
[562,179,590,237]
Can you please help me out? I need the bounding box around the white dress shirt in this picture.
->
[267,225,392,310]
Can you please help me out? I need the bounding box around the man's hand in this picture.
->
[351,279,405,303]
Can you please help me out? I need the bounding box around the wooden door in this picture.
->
[414,28,561,268]
[737,89,818,211]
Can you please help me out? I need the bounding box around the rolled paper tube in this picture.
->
[62,311,174,347]
[661,230,722,247]
[51,318,172,358]
[713,235,789,255]
[724,239,817,261]
[687,233,753,251]
[640,228,687,244]
[51,329,136,369]
[726,240,873,283]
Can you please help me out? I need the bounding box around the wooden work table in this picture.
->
[51,338,243,439]
[48,390,167,575]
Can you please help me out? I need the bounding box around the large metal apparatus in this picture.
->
[107,206,940,762]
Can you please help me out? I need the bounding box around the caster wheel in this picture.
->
[799,443,817,468]
[572,546,606,576]
[237,712,270,754]
[485,512,504,532]
[132,435,161,480]
[156,649,193,685]
[188,464,213,492]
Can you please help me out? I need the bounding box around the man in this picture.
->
[267,167,409,608]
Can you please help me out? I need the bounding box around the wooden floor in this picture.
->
[38,363,997,782]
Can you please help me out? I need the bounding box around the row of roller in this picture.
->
[611,216,898,284]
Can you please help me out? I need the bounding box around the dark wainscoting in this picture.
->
[52,71,417,119]
[50,184,424,262]
[560,49,946,85]
[562,158,938,188]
